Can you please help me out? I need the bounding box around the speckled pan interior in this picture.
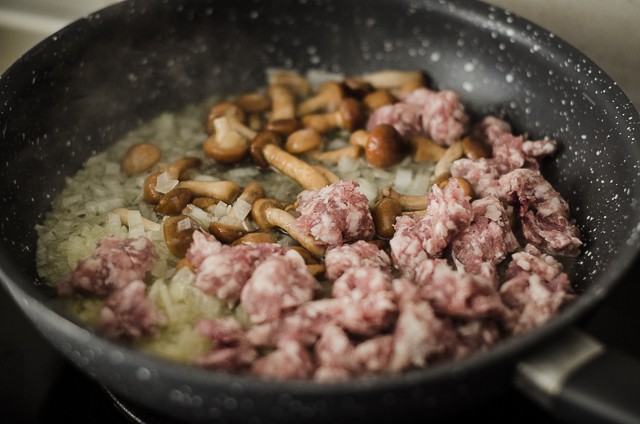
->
[1,0,639,422]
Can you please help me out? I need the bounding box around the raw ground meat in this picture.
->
[498,168,582,256]
[367,88,469,145]
[240,250,317,324]
[314,324,359,381]
[59,236,156,296]
[452,196,520,282]
[324,240,392,281]
[97,280,165,340]
[194,318,257,371]
[185,230,222,269]
[293,180,375,246]
[500,244,574,335]
[390,179,472,279]
[251,340,315,379]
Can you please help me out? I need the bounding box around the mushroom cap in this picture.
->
[232,232,277,245]
[143,171,165,205]
[265,118,301,136]
[121,142,161,176]
[462,135,491,160]
[437,177,475,198]
[203,131,249,164]
[251,198,283,230]
[163,215,197,258]
[337,98,365,131]
[362,89,397,111]
[156,187,193,215]
[286,128,323,154]
[250,131,282,168]
[206,102,246,134]
[340,78,374,99]
[372,197,403,239]
[235,93,271,114]
[209,221,247,243]
[365,124,407,167]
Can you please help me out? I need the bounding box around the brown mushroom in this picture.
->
[434,141,464,178]
[357,70,426,91]
[206,102,246,135]
[234,93,271,114]
[297,81,344,115]
[349,124,407,167]
[163,215,197,259]
[288,246,325,277]
[437,177,475,198]
[371,197,403,239]
[192,197,218,211]
[409,135,447,163]
[380,186,428,211]
[461,136,491,160]
[301,98,365,133]
[340,78,374,99]
[309,144,362,164]
[112,208,161,232]
[265,118,301,137]
[269,84,296,122]
[121,142,161,176]
[177,180,242,203]
[285,128,323,154]
[209,181,265,243]
[232,232,277,245]
[250,131,329,190]
[156,187,193,215]
[268,70,310,97]
[362,89,397,111]
[203,117,250,164]
[312,165,341,184]
[143,156,202,204]
[251,198,325,258]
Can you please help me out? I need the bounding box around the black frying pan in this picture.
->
[1,0,640,423]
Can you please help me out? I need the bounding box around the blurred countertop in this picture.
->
[1,0,639,108]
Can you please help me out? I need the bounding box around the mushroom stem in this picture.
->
[209,181,265,243]
[434,141,464,178]
[312,165,340,184]
[143,156,202,204]
[263,144,329,190]
[309,145,362,163]
[409,135,447,163]
[285,128,323,154]
[301,98,364,133]
[204,117,250,164]
[380,186,428,211]
[296,81,344,115]
[357,70,425,91]
[252,199,325,258]
[268,70,310,97]
[269,84,296,121]
[177,180,241,203]
[112,208,161,232]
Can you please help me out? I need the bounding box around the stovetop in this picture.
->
[2,259,640,424]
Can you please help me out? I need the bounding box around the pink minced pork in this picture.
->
[367,88,469,145]
[390,179,472,279]
[97,280,165,340]
[59,236,156,296]
[451,195,520,282]
[240,250,317,324]
[498,168,582,256]
[293,180,374,247]
[194,318,257,371]
[500,244,574,335]
[251,340,315,380]
[324,240,392,281]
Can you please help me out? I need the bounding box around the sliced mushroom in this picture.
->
[380,186,428,211]
[204,117,250,164]
[297,81,344,115]
[309,144,362,164]
[163,215,197,259]
[409,135,447,163]
[121,142,161,176]
[301,98,365,134]
[112,208,161,232]
[177,180,241,203]
[250,131,329,190]
[349,124,407,167]
[143,156,202,204]
[209,181,265,243]
[251,198,325,258]
[285,128,323,154]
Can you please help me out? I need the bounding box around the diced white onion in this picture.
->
[127,210,145,237]
[155,171,178,194]
[213,201,231,219]
[337,156,358,174]
[184,204,212,228]
[355,178,377,204]
[233,198,252,221]
[176,217,193,232]
[394,168,413,192]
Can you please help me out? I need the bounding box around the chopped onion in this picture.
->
[155,171,178,194]
[213,201,231,219]
[184,204,212,228]
[393,168,413,192]
[233,198,252,221]
[337,156,359,174]
[355,178,377,204]
[176,217,193,232]
[127,210,145,237]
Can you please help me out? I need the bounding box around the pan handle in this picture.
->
[515,329,640,424]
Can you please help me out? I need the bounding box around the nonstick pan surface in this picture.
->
[1,0,639,422]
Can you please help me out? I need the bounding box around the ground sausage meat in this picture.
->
[500,244,574,335]
[251,340,315,379]
[324,240,392,281]
[59,236,156,296]
[240,250,317,324]
[194,318,257,371]
[498,168,582,256]
[367,88,469,145]
[293,180,375,246]
[390,179,472,279]
[98,280,165,340]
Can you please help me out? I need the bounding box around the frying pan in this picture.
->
[1,0,639,423]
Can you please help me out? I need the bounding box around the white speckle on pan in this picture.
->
[136,367,152,380]
[462,81,474,92]
[464,62,474,72]
[505,73,514,83]
[365,17,376,27]
[430,51,441,62]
